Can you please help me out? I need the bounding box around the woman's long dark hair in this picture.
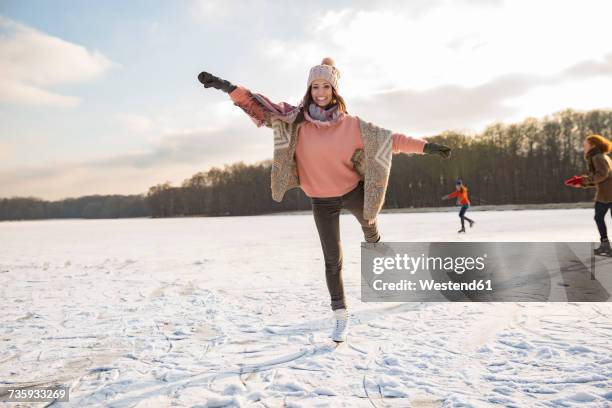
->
[296,85,348,124]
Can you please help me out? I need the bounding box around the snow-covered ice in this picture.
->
[0,208,611,407]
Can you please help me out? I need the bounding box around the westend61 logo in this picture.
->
[361,242,612,302]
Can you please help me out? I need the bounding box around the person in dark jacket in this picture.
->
[565,134,612,255]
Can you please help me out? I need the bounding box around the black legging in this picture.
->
[459,204,473,229]
[594,201,612,241]
[311,181,380,311]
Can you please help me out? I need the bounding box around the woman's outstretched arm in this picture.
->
[198,71,269,127]
[198,71,236,93]
[391,133,427,155]
[230,87,300,128]
[198,71,299,128]
[392,133,452,159]
[228,86,271,127]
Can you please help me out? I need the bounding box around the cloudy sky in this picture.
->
[1,0,611,200]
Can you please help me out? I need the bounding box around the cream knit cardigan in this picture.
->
[268,117,393,222]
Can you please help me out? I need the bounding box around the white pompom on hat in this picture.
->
[307,57,341,91]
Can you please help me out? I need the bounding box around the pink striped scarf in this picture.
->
[252,93,345,127]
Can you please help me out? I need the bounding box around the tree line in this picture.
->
[145,109,608,217]
[0,195,149,221]
[1,109,609,221]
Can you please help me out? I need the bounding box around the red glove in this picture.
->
[564,176,583,187]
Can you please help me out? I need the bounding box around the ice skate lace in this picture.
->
[334,314,347,332]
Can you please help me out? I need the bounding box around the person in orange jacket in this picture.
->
[442,179,475,233]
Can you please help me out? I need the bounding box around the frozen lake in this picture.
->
[1,208,611,407]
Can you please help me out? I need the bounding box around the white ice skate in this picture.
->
[331,308,349,343]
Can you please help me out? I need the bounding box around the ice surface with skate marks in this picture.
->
[0,209,611,407]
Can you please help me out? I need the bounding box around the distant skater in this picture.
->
[565,134,612,256]
[442,179,474,233]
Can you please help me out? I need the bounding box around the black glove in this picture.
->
[197,71,237,93]
[423,142,451,159]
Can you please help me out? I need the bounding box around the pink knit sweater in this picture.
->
[230,86,427,198]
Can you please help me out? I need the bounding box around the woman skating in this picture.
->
[197,58,451,342]
[565,134,612,255]
[442,179,474,233]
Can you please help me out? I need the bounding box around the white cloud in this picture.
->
[258,0,612,96]
[246,0,612,134]
[117,113,155,132]
[310,9,353,34]
[116,98,252,139]
[189,0,232,22]
[0,81,80,107]
[0,122,272,199]
[351,54,612,135]
[0,16,115,107]
[506,77,612,123]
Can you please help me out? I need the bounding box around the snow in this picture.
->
[0,208,611,407]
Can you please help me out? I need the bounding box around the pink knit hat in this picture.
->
[307,57,341,91]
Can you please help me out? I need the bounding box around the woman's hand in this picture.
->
[564,175,583,188]
[424,142,451,159]
[197,71,237,93]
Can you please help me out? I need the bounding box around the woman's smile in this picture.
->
[311,79,333,107]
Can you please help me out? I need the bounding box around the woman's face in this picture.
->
[310,79,333,107]
[584,139,593,152]
[456,185,461,191]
